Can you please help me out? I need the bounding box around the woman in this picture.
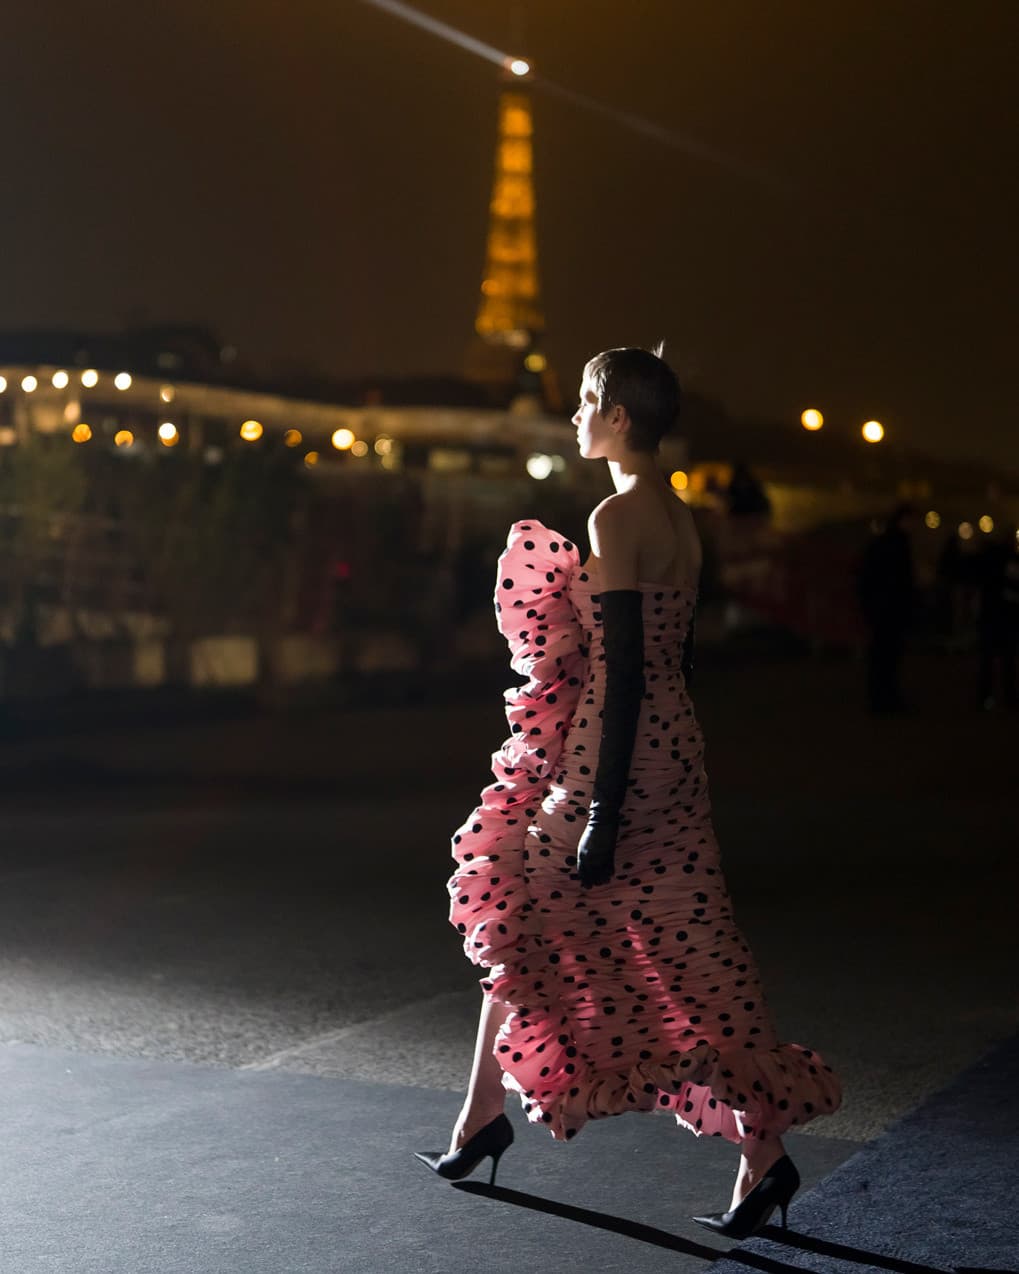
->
[416,346,841,1238]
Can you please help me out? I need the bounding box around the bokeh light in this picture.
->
[71,423,92,443]
[526,453,554,480]
[670,470,689,492]
[508,57,530,76]
[239,419,263,442]
[958,521,974,540]
[0,376,7,392]
[331,428,356,451]
[51,370,69,389]
[862,420,884,443]
[524,352,547,372]
[21,375,38,392]
[80,369,99,388]
[114,372,132,391]
[373,436,393,456]
[160,385,176,404]
[114,430,134,448]
[158,422,179,446]
[351,440,369,458]
[924,511,941,530]
[800,408,823,431]
[979,515,994,534]
[283,429,303,448]
[304,450,320,467]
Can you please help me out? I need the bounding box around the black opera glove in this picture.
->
[577,590,645,889]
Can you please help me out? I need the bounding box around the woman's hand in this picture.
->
[577,815,618,888]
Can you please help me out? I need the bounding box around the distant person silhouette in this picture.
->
[934,530,966,650]
[857,504,915,714]
[974,526,1019,710]
[726,461,772,518]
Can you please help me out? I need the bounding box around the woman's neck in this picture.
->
[607,450,661,494]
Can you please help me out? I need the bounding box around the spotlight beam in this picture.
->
[357,0,510,70]
[530,75,786,191]
[356,0,785,190]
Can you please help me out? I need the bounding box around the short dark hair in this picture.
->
[584,344,681,452]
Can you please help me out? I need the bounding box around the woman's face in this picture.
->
[572,378,615,460]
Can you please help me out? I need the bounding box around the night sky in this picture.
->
[2,2,1015,468]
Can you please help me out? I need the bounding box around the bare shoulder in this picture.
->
[588,491,639,551]
[588,492,641,588]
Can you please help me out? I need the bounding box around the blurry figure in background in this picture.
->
[701,471,727,515]
[934,529,967,651]
[726,460,772,520]
[973,525,1019,711]
[857,504,915,714]
[412,547,457,677]
[454,536,496,625]
[314,553,358,681]
[718,462,773,637]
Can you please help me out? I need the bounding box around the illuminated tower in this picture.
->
[466,71,557,408]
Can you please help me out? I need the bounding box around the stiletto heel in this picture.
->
[414,1113,514,1185]
[692,1154,800,1240]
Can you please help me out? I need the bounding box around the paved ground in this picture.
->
[0,646,1014,1155]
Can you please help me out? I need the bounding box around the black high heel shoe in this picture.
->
[692,1154,800,1239]
[414,1113,514,1186]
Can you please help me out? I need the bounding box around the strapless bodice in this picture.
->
[568,564,696,672]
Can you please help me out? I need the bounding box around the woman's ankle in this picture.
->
[741,1137,785,1176]
[452,1099,506,1144]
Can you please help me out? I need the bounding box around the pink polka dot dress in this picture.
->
[449,521,842,1144]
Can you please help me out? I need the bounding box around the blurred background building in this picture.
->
[0,66,1014,703]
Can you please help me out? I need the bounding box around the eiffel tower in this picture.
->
[465,67,560,411]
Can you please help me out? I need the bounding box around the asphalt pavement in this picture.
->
[0,647,1014,1137]
[0,647,1015,1269]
